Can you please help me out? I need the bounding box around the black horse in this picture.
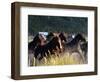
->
[34,36,62,60]
[28,33,47,52]
[65,33,86,53]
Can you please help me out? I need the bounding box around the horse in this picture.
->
[34,36,63,60]
[59,32,67,51]
[28,33,47,52]
[66,34,75,43]
[65,33,86,53]
[46,32,55,41]
[28,33,47,66]
[64,33,86,63]
[59,32,67,43]
[46,32,59,41]
[80,41,88,62]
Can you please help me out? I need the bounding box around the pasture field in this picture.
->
[30,52,86,66]
[28,34,87,66]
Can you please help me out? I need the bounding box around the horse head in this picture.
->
[75,33,86,43]
[59,32,67,43]
[51,36,63,52]
[46,32,55,41]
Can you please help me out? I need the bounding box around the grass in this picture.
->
[31,52,84,66]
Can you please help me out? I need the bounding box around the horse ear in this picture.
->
[56,34,59,37]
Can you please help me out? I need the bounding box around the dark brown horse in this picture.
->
[59,32,67,51]
[28,33,47,66]
[59,32,67,42]
[46,32,59,41]
[34,36,62,60]
[46,32,67,52]
[28,33,47,52]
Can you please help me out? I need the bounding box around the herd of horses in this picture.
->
[28,32,88,65]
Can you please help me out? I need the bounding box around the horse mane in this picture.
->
[28,34,42,50]
[66,33,86,45]
[75,33,86,42]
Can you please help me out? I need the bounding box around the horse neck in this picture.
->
[47,39,53,45]
[31,40,37,48]
[46,38,56,48]
[72,37,80,44]
[32,37,41,46]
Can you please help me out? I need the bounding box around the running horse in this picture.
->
[28,33,47,66]
[34,36,63,60]
[64,33,86,63]
[80,41,88,62]
[65,33,86,53]
[28,33,47,53]
[59,32,67,52]
[59,32,67,42]
[46,32,67,52]
[46,32,58,41]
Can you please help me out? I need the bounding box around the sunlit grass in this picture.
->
[32,52,84,66]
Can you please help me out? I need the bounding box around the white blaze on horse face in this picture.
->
[41,34,47,41]
[58,38,63,49]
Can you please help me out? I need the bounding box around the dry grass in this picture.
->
[31,52,84,66]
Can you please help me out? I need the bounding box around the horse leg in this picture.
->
[76,50,85,64]
[39,54,44,60]
[45,50,49,57]
[38,50,45,60]
[34,51,39,60]
[48,48,53,54]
